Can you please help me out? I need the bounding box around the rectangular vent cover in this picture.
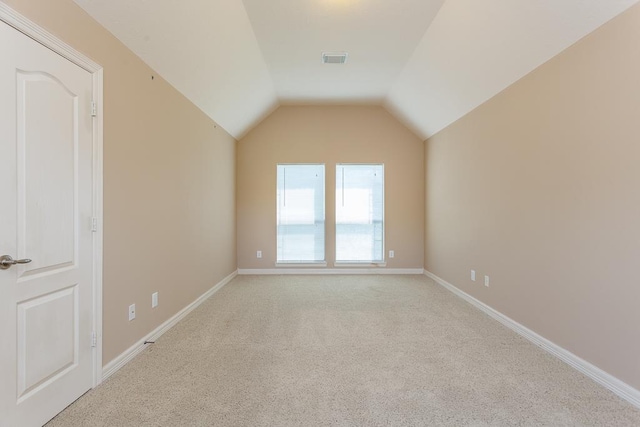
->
[322,52,348,64]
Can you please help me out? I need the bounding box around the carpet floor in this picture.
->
[48,275,640,426]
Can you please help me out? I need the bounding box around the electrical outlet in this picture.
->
[484,275,490,287]
[128,304,136,321]
[152,292,158,308]
[389,250,394,258]
[257,250,262,259]
[471,270,476,281]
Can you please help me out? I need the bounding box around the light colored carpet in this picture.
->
[48,275,640,426]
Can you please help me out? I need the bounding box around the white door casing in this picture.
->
[0,4,103,426]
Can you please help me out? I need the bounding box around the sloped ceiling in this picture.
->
[72,0,278,138]
[73,0,639,140]
[386,0,640,139]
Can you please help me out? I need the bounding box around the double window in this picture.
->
[276,163,384,264]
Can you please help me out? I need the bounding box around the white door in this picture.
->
[0,20,95,427]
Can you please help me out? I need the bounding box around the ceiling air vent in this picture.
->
[322,52,348,64]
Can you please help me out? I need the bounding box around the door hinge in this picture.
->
[91,217,98,232]
[91,331,97,348]
[90,101,97,117]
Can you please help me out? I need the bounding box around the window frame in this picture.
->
[334,163,386,266]
[275,163,327,266]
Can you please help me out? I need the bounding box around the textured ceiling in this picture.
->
[73,0,639,140]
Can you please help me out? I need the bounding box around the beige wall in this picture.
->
[3,0,237,364]
[425,4,640,389]
[238,106,424,269]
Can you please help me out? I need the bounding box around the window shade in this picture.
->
[336,164,384,262]
[277,164,325,262]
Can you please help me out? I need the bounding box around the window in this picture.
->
[276,164,325,263]
[335,164,384,262]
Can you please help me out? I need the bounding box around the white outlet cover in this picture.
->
[257,250,262,259]
[152,292,158,308]
[128,304,136,321]
[389,250,394,258]
[471,270,476,281]
[484,275,490,287]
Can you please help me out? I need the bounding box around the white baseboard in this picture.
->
[238,268,424,275]
[423,269,640,409]
[102,270,238,381]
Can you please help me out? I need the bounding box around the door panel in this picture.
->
[17,285,78,400]
[0,20,95,427]
[18,72,78,275]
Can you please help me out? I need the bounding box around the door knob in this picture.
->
[0,255,32,270]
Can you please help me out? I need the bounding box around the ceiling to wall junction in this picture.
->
[73,0,640,140]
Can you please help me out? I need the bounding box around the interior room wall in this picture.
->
[3,0,237,365]
[237,105,424,270]
[424,3,640,390]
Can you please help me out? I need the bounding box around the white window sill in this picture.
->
[333,262,387,268]
[275,262,327,268]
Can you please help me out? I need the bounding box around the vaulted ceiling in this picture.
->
[73,0,639,140]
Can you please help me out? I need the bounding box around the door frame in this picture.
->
[0,2,105,387]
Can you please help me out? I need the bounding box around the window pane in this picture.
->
[336,164,384,262]
[277,164,325,262]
